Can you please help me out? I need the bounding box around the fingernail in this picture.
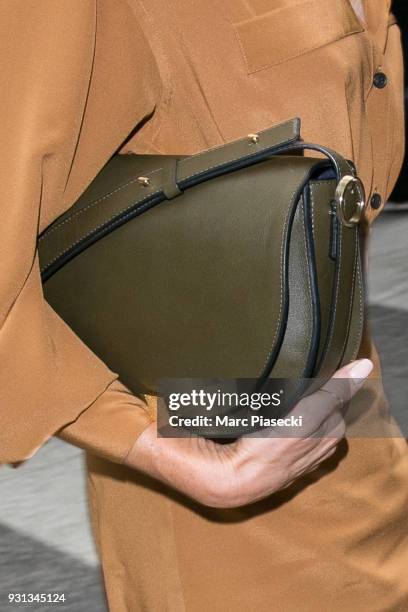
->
[347,358,373,380]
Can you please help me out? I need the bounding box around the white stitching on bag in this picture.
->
[40,129,296,272]
[39,168,163,242]
[40,189,162,273]
[258,181,303,376]
[181,133,292,181]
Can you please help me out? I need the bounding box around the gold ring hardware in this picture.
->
[137,176,151,187]
[334,175,365,228]
[248,133,259,144]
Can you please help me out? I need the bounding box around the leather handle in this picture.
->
[170,119,355,197]
[280,142,355,183]
[176,117,301,189]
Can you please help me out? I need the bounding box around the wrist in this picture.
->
[124,422,160,475]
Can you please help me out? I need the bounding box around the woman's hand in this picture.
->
[125,359,373,508]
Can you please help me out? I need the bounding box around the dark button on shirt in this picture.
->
[373,72,388,89]
[370,193,382,209]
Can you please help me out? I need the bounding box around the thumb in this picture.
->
[319,358,374,407]
[283,358,374,438]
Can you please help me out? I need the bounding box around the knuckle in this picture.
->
[322,412,345,437]
[330,416,346,439]
[323,378,354,403]
[315,389,343,412]
[323,438,340,454]
[197,479,241,509]
[325,446,338,458]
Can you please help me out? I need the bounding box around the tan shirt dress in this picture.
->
[1,1,408,610]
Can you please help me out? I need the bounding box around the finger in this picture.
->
[294,411,345,462]
[319,358,374,408]
[313,408,346,438]
[332,358,373,382]
[241,389,345,440]
[240,359,372,441]
[305,420,345,470]
[304,445,339,474]
[280,442,340,490]
[288,413,345,478]
[290,359,373,437]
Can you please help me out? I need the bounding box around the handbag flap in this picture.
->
[40,154,324,393]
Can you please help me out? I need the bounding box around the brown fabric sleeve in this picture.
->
[57,380,154,464]
[0,1,160,463]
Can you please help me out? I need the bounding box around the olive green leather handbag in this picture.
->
[39,118,365,396]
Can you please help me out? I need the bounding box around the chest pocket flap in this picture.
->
[234,0,364,74]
